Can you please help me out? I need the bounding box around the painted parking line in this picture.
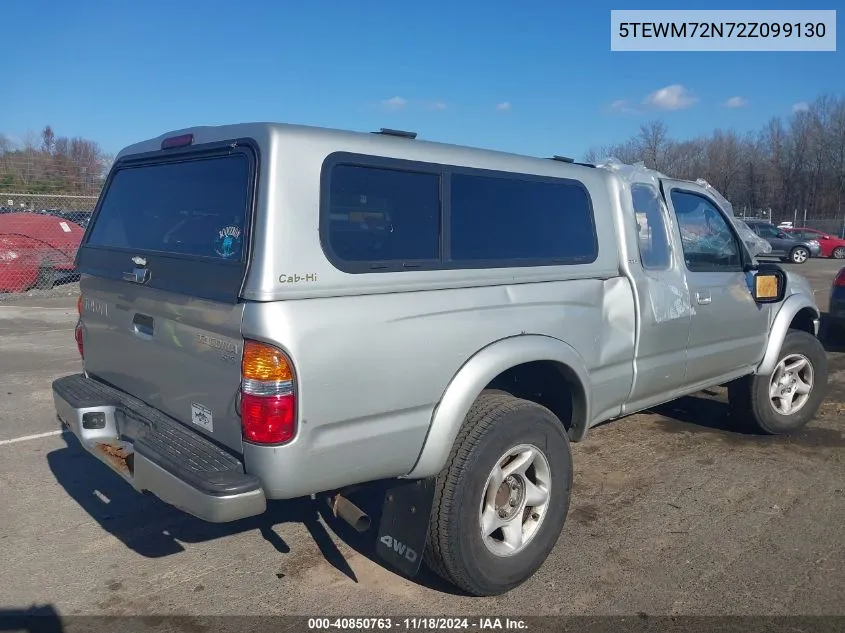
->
[0,429,69,446]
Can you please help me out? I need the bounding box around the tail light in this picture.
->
[74,320,84,359]
[835,269,845,287]
[75,295,84,359]
[239,340,297,444]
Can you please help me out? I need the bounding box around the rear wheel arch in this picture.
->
[405,335,592,480]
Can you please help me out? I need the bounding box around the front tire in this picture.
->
[789,247,810,264]
[423,391,572,596]
[831,246,845,259]
[729,330,828,434]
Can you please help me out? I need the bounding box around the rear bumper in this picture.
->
[52,374,266,523]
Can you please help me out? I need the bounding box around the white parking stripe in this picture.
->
[0,306,74,310]
[0,429,68,446]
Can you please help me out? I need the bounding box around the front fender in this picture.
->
[403,334,591,480]
[755,293,820,377]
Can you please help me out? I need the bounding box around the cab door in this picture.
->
[621,180,692,414]
[661,181,771,387]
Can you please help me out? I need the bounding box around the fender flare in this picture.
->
[404,334,592,480]
[755,293,820,377]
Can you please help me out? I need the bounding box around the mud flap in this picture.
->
[374,477,436,579]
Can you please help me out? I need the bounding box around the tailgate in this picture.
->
[75,139,257,453]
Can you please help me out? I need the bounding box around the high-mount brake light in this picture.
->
[161,133,194,150]
[240,340,297,444]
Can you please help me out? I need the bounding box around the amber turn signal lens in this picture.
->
[242,340,293,382]
[755,274,778,299]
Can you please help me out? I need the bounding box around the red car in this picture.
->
[0,212,84,293]
[783,227,845,259]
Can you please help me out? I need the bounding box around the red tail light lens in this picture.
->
[835,270,845,287]
[240,393,295,444]
[239,340,297,445]
[161,133,194,149]
[74,320,84,359]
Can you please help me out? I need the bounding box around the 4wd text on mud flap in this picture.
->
[379,535,418,563]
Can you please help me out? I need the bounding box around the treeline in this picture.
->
[0,126,112,196]
[585,94,845,222]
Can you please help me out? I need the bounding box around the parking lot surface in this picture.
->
[1,259,843,617]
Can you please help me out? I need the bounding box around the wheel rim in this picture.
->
[769,353,814,416]
[792,249,808,263]
[834,247,845,259]
[478,443,552,557]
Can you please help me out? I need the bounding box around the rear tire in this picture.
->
[728,330,828,434]
[423,391,572,596]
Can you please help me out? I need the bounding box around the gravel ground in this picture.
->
[0,259,843,622]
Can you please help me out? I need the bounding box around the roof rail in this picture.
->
[373,128,417,139]
[550,155,574,163]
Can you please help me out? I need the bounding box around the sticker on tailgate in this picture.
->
[191,403,213,432]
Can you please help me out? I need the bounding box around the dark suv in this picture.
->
[743,219,821,264]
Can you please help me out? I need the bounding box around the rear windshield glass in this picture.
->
[87,153,251,261]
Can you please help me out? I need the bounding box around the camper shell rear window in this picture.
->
[87,151,252,262]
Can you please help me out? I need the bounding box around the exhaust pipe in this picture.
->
[328,494,371,533]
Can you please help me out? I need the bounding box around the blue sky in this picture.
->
[1,0,841,160]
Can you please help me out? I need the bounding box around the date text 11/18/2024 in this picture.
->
[307,617,529,630]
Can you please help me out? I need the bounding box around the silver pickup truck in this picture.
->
[52,123,828,597]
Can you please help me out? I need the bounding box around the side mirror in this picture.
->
[751,264,787,303]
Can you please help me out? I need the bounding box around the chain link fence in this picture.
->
[0,192,96,297]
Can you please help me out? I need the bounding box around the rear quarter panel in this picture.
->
[241,277,636,499]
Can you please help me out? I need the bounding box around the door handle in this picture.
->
[696,291,712,305]
[123,267,150,284]
[132,313,154,338]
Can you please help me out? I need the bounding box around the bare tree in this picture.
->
[41,126,56,155]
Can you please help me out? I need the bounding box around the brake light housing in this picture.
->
[74,320,84,359]
[161,133,194,150]
[75,295,84,359]
[239,340,297,444]
[834,269,845,287]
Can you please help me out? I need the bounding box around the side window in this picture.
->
[755,224,782,239]
[670,189,742,272]
[631,183,671,269]
[325,164,441,265]
[449,173,597,263]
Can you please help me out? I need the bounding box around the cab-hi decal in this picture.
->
[279,273,317,284]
